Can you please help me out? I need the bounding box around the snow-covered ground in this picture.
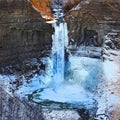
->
[96,50,120,119]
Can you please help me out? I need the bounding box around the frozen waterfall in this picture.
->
[51,21,68,88]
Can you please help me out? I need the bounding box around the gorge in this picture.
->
[0,0,120,120]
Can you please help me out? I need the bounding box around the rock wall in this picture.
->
[0,0,53,66]
[65,0,120,47]
[27,0,120,48]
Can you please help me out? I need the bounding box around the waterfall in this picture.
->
[24,12,98,110]
[51,21,68,88]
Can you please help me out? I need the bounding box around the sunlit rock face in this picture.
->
[0,0,53,66]
[64,0,120,47]
[29,0,55,22]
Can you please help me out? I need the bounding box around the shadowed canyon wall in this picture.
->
[0,0,53,66]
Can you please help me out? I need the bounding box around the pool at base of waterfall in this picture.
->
[28,84,97,109]
[24,55,102,111]
[1,54,119,120]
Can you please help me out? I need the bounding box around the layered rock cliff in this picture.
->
[64,0,120,47]
[28,0,120,47]
[0,1,120,120]
[0,0,53,66]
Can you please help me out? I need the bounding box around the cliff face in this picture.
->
[64,0,120,47]
[0,0,53,66]
[0,0,120,65]
[28,0,120,47]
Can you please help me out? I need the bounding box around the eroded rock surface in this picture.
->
[27,0,120,48]
[65,0,120,47]
[0,0,53,66]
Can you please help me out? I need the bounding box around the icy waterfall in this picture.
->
[51,21,68,88]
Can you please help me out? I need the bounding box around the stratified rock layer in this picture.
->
[65,0,120,47]
[0,0,53,66]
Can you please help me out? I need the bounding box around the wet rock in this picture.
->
[77,108,90,120]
